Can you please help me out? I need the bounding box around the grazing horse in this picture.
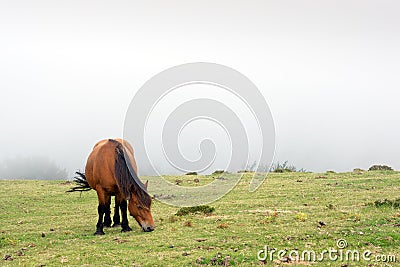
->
[68,138,155,235]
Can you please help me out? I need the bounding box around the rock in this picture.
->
[15,251,23,256]
[3,254,13,261]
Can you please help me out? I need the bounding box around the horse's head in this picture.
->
[128,180,155,232]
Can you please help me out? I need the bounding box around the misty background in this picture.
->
[1,1,399,179]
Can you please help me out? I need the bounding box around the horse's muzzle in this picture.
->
[142,226,155,232]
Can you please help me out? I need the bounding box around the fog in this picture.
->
[1,0,399,179]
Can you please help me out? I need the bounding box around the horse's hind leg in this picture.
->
[120,198,132,232]
[112,195,121,227]
[95,204,106,235]
[94,189,109,235]
[103,195,112,228]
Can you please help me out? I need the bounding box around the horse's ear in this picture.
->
[144,180,148,190]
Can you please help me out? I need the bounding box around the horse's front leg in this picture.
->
[120,197,132,232]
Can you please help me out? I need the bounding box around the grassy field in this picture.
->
[1,171,399,266]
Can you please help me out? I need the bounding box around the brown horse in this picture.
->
[68,138,155,235]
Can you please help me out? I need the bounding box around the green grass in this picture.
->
[1,171,400,266]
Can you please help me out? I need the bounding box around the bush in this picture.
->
[373,198,400,209]
[368,165,393,171]
[212,170,225,175]
[270,161,298,173]
[241,161,306,173]
[176,205,215,216]
[185,171,198,175]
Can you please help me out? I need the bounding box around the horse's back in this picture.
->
[84,139,118,193]
[85,139,138,194]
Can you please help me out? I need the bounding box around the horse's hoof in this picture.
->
[112,223,121,228]
[94,231,105,235]
[121,227,132,232]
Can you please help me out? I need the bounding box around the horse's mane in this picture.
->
[111,139,151,208]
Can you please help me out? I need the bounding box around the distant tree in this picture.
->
[0,156,68,180]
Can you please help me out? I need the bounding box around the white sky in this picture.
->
[0,0,399,175]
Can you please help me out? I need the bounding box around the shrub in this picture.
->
[368,165,393,171]
[212,170,225,175]
[373,198,400,209]
[237,170,253,173]
[270,161,297,173]
[185,171,198,175]
[176,205,215,216]
[241,161,306,173]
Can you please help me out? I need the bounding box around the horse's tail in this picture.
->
[66,172,92,192]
